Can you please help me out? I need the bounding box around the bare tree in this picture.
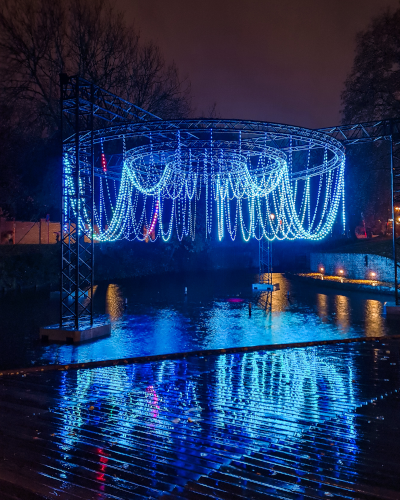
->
[341,7,400,124]
[0,0,191,219]
[0,0,191,133]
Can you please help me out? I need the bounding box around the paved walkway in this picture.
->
[0,339,400,499]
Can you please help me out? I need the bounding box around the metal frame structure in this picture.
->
[59,75,159,329]
[259,237,272,286]
[59,75,400,328]
[254,237,273,312]
[318,119,400,304]
[60,75,94,329]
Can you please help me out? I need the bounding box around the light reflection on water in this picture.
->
[0,271,395,369]
[316,293,328,321]
[105,283,124,320]
[364,299,385,337]
[54,348,358,460]
[47,346,366,496]
[334,294,350,332]
[37,272,395,367]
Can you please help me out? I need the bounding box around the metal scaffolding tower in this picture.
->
[59,75,158,330]
[57,75,400,329]
[258,237,272,285]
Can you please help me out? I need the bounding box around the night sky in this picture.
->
[119,0,398,128]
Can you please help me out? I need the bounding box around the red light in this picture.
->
[101,153,107,172]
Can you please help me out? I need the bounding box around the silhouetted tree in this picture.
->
[0,0,191,133]
[340,8,399,238]
[345,142,391,237]
[0,0,191,219]
[341,7,400,124]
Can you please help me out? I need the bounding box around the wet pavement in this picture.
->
[1,338,400,499]
[0,271,397,370]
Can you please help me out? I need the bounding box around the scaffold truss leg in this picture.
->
[391,124,400,306]
[59,76,95,330]
[259,237,272,285]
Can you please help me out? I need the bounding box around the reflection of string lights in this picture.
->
[64,121,345,243]
[96,448,108,484]
[51,346,360,487]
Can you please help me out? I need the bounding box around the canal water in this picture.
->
[0,271,396,370]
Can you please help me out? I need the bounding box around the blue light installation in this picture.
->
[63,120,345,243]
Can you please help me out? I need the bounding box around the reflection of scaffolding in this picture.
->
[252,237,276,311]
[258,238,272,311]
[259,237,272,285]
[252,237,278,296]
[257,291,272,312]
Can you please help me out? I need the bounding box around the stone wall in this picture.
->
[310,252,394,282]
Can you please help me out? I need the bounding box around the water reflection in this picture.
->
[316,293,328,321]
[334,294,350,332]
[0,271,394,369]
[257,291,272,311]
[81,284,98,310]
[364,300,384,337]
[38,273,392,367]
[52,348,358,489]
[106,284,124,320]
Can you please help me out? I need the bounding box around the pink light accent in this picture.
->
[101,153,107,172]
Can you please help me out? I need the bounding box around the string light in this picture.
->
[101,139,107,173]
[63,121,346,244]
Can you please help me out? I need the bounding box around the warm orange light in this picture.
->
[339,269,344,274]
[319,267,324,272]
[370,272,376,278]
[270,213,275,220]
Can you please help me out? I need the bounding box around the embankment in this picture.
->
[0,239,259,291]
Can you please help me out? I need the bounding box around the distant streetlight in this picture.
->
[270,213,275,220]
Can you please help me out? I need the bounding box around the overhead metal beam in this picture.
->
[317,119,400,145]
[61,75,161,126]
[60,75,400,310]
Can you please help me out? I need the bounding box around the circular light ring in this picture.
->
[124,139,287,176]
[73,118,344,150]
[65,118,345,177]
[63,119,346,242]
